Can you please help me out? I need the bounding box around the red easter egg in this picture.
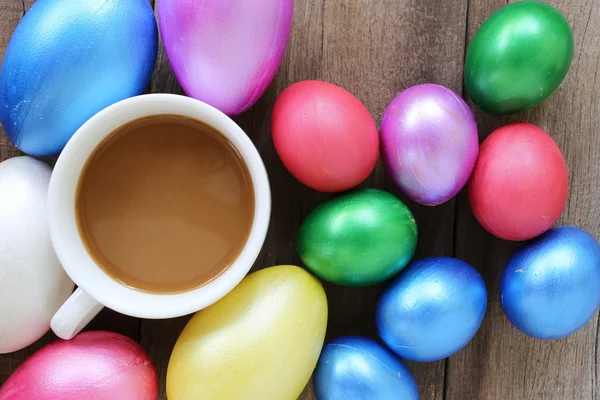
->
[468,123,568,241]
[271,81,379,192]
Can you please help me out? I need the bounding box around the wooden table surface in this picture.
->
[1,1,599,399]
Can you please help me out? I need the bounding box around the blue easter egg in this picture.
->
[0,0,157,156]
[500,226,600,340]
[314,336,419,400]
[376,257,487,362]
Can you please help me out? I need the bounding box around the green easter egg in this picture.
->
[464,1,574,115]
[297,189,417,286]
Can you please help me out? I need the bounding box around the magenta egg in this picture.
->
[157,0,294,116]
[381,84,479,206]
[0,331,158,400]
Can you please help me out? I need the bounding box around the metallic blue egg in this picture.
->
[376,257,487,362]
[314,336,419,400]
[0,0,157,156]
[500,226,600,340]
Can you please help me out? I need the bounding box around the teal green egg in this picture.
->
[464,1,574,115]
[297,189,417,286]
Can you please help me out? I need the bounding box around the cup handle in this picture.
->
[51,288,104,340]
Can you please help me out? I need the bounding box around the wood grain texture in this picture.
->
[447,1,600,399]
[0,0,146,383]
[317,2,468,399]
[144,0,467,399]
[0,0,598,399]
[139,0,468,398]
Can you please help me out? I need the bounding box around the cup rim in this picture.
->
[48,93,271,319]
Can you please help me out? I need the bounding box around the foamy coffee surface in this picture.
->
[76,115,255,294]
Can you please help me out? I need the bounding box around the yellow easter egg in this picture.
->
[166,265,328,400]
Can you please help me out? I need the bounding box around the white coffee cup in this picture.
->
[48,94,271,340]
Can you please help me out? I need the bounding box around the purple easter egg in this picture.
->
[157,0,294,116]
[381,84,479,206]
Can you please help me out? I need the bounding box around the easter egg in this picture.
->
[0,0,158,156]
[272,81,379,192]
[376,257,487,362]
[314,336,419,400]
[298,189,417,286]
[500,227,600,340]
[167,265,328,400]
[0,331,158,399]
[158,0,293,116]
[468,123,568,241]
[0,157,74,354]
[381,84,479,206]
[464,1,573,114]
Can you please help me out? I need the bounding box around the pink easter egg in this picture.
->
[157,0,294,116]
[0,331,158,400]
[381,84,479,206]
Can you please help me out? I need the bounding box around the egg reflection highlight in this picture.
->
[166,265,328,400]
[500,226,600,340]
[381,84,478,206]
[297,189,417,286]
[376,257,487,362]
[314,336,419,400]
[0,331,158,399]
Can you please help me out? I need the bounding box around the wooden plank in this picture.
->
[141,1,468,399]
[317,1,468,399]
[0,0,145,383]
[447,1,600,399]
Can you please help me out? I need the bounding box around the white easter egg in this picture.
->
[0,157,74,353]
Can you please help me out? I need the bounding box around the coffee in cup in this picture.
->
[76,114,255,294]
